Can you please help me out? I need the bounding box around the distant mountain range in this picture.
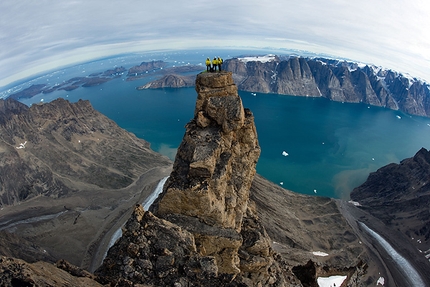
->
[9,55,430,118]
[137,55,430,117]
[223,55,430,117]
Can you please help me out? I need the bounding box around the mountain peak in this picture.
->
[96,71,291,286]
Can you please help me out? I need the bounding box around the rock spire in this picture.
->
[96,72,288,286]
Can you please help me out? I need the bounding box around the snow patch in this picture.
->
[142,176,169,210]
[317,275,347,287]
[348,200,361,206]
[238,54,276,63]
[313,251,329,257]
[377,276,385,286]
[16,141,27,149]
[102,177,169,262]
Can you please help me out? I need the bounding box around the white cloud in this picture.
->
[1,0,429,87]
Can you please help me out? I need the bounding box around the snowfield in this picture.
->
[238,54,276,63]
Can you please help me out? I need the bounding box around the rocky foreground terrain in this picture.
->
[0,97,172,269]
[0,72,429,286]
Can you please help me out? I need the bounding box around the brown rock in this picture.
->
[0,256,103,286]
[155,72,260,233]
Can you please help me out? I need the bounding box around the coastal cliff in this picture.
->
[223,56,430,117]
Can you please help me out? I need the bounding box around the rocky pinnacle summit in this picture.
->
[96,72,289,286]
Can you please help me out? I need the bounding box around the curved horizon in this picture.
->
[1,1,429,88]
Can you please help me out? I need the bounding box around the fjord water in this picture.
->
[19,76,430,199]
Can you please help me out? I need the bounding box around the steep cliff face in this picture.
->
[96,72,290,286]
[224,56,430,117]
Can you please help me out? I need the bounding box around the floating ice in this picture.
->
[396,115,402,119]
[282,151,289,156]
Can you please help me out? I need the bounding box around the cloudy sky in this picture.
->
[1,0,429,87]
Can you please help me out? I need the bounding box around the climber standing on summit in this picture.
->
[217,57,223,72]
[206,57,211,72]
[212,57,218,72]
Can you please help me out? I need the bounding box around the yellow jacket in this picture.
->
[218,57,223,64]
[212,58,218,65]
[205,58,211,66]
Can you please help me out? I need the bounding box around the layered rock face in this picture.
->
[224,56,430,117]
[97,72,289,286]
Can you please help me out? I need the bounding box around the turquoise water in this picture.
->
[14,51,430,199]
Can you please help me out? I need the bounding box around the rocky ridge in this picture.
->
[223,55,430,117]
[96,72,291,286]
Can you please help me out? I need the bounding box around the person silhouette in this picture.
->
[217,57,223,72]
[205,57,211,72]
[212,57,218,72]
